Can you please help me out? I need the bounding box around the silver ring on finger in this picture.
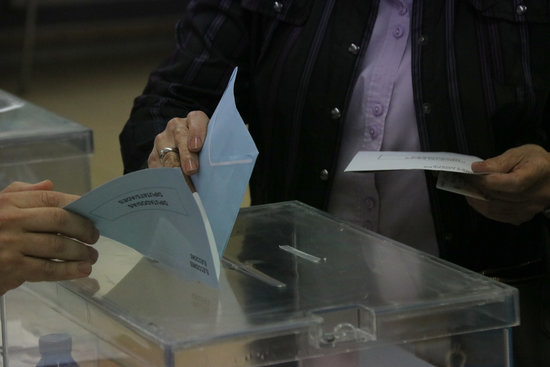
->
[159,147,179,161]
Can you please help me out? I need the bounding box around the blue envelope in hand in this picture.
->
[66,67,257,287]
[193,67,259,256]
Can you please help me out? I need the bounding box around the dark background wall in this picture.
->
[0,0,188,79]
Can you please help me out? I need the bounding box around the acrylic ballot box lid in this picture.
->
[22,201,519,366]
[0,89,93,165]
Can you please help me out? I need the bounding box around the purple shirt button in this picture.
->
[372,103,384,116]
[399,6,408,16]
[393,25,404,39]
[368,126,379,139]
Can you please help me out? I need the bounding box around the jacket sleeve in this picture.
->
[119,0,249,173]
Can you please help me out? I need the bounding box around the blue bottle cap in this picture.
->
[38,333,73,355]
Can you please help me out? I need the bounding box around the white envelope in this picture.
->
[345,151,482,173]
[344,151,487,200]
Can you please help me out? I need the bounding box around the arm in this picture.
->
[467,144,550,225]
[0,180,99,295]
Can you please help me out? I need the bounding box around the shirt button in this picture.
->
[418,34,428,45]
[367,125,379,139]
[422,103,432,114]
[320,169,329,181]
[392,25,404,39]
[372,103,384,117]
[348,43,360,55]
[273,1,283,13]
[330,107,342,120]
[516,4,527,15]
[399,6,408,16]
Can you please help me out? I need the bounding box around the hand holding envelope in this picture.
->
[467,144,550,225]
[66,68,258,287]
[147,110,209,177]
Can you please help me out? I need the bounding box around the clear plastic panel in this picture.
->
[4,201,519,366]
[0,89,92,194]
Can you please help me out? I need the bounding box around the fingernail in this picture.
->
[184,159,197,173]
[92,227,100,242]
[78,262,92,275]
[190,136,201,150]
[89,248,99,264]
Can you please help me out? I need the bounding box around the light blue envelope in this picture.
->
[66,168,220,287]
[192,67,258,256]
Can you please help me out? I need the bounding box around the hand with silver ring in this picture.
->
[159,147,179,161]
[148,111,209,175]
[157,146,180,168]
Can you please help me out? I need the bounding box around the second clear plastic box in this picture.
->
[0,89,93,194]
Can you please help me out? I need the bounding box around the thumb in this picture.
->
[471,153,519,174]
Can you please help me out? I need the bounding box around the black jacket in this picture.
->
[120,0,550,276]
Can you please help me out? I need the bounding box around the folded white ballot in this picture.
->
[345,151,487,200]
[66,68,258,287]
[345,151,482,173]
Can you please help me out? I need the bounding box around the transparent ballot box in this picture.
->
[2,201,518,366]
[0,89,93,194]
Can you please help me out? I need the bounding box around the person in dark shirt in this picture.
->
[120,1,550,365]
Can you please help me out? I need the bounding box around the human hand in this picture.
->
[148,111,209,176]
[0,180,100,295]
[466,144,550,225]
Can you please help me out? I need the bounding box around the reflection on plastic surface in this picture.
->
[278,245,325,264]
[222,256,286,288]
[0,91,23,114]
